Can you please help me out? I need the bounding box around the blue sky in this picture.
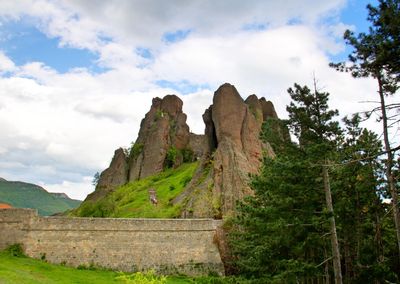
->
[0,0,385,199]
[0,1,375,77]
[1,20,96,73]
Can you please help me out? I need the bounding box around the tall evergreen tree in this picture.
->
[287,82,343,284]
[230,130,327,282]
[332,115,397,282]
[231,82,399,282]
[330,0,400,258]
[231,83,343,283]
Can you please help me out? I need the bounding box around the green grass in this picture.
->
[0,250,200,283]
[0,179,81,216]
[0,251,120,284]
[0,249,248,283]
[74,162,198,218]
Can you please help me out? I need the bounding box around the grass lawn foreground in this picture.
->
[0,250,192,284]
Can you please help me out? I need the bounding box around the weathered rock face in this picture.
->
[86,148,128,201]
[203,84,272,216]
[128,95,191,181]
[85,83,283,216]
[260,97,278,120]
[188,133,207,160]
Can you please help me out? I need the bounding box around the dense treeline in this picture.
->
[230,1,399,283]
[230,85,398,283]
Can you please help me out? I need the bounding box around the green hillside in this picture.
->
[0,179,81,216]
[74,162,198,218]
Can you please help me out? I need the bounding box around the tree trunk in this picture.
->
[323,246,331,284]
[323,164,343,284]
[377,75,400,259]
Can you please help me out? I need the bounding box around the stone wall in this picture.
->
[0,208,224,276]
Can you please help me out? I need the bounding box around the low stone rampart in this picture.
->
[0,208,224,276]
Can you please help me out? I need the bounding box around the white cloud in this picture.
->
[0,0,392,200]
[0,51,16,72]
[40,176,94,200]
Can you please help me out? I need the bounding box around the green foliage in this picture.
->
[92,172,100,186]
[155,110,166,120]
[165,146,178,168]
[230,83,399,282]
[129,143,144,161]
[181,148,194,163]
[116,270,167,284]
[75,162,198,218]
[286,83,341,154]
[230,153,326,280]
[0,179,81,216]
[261,118,290,154]
[4,244,25,257]
[77,198,116,217]
[164,147,194,169]
[330,0,400,88]
[190,276,252,284]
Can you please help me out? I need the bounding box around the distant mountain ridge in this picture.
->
[0,178,81,215]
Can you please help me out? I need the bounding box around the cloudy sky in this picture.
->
[0,0,389,200]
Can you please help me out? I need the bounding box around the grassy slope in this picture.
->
[0,180,81,216]
[0,252,191,284]
[74,162,198,218]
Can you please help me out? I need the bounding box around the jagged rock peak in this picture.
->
[85,83,283,214]
[128,94,191,181]
[212,83,247,146]
[181,83,278,217]
[85,147,128,201]
[259,97,278,120]
[150,95,184,116]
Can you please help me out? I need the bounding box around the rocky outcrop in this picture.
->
[188,133,207,160]
[181,83,275,217]
[84,83,284,216]
[128,95,191,181]
[260,97,278,120]
[86,148,128,201]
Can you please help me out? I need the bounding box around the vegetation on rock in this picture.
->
[74,162,198,218]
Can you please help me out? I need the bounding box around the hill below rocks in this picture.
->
[75,83,288,218]
[0,178,81,216]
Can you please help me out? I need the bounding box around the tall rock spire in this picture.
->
[84,83,283,218]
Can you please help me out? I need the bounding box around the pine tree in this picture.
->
[231,83,343,283]
[287,82,343,284]
[332,115,398,282]
[330,0,400,259]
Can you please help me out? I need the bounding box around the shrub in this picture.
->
[181,175,192,187]
[181,148,194,163]
[129,143,144,161]
[116,270,167,284]
[164,147,178,169]
[4,244,25,257]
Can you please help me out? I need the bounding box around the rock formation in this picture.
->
[84,83,283,218]
[128,95,191,181]
[179,83,276,217]
[86,148,128,201]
